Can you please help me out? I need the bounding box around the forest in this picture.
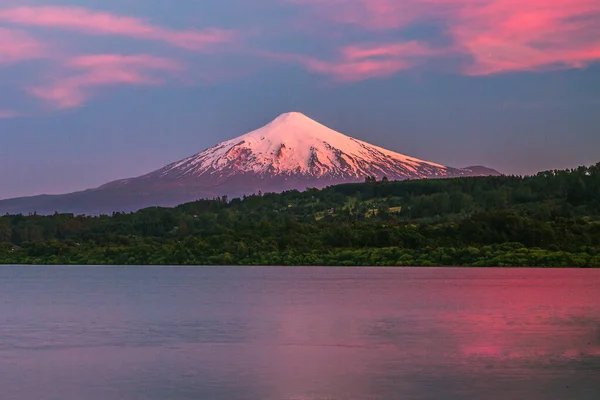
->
[2,163,600,267]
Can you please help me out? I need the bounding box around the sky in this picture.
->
[1,0,599,199]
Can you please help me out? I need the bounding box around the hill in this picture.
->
[1,163,599,267]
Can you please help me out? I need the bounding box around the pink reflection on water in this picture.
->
[426,269,600,362]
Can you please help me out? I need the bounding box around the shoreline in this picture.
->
[1,264,598,268]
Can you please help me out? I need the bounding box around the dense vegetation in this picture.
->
[2,163,600,267]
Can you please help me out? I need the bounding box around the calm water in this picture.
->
[0,267,599,400]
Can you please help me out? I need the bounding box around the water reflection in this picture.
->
[0,267,599,399]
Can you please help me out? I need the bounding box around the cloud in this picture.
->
[289,0,427,30]
[439,0,600,75]
[0,109,18,118]
[302,57,413,81]
[0,27,45,64]
[0,6,234,113]
[289,0,600,76]
[0,6,234,51]
[28,54,184,108]
[268,41,438,81]
[3,0,599,115]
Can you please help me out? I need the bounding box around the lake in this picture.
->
[0,266,599,399]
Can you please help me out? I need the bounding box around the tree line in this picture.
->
[1,163,600,266]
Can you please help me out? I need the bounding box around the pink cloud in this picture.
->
[0,27,45,64]
[439,0,600,75]
[29,54,184,108]
[0,6,234,51]
[0,109,18,118]
[289,0,600,76]
[303,56,413,81]
[289,0,426,30]
[340,41,440,61]
[268,41,437,81]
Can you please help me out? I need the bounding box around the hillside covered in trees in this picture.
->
[2,163,600,267]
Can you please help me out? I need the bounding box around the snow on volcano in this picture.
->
[136,112,461,184]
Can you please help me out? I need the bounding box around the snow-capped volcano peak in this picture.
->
[235,111,357,161]
[153,111,451,182]
[94,111,499,202]
[269,111,313,124]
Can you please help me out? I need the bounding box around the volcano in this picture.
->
[0,112,500,215]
